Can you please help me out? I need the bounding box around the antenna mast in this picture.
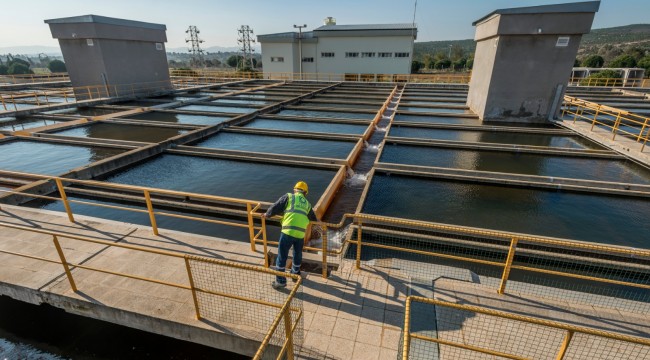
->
[185,25,205,67]
[237,25,255,70]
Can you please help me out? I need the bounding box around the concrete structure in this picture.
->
[258,19,417,79]
[570,67,646,87]
[45,15,171,99]
[467,1,600,123]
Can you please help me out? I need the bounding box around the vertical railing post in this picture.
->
[321,224,328,278]
[402,297,412,360]
[498,237,518,295]
[637,117,648,142]
[355,220,362,270]
[52,235,77,292]
[262,215,269,268]
[247,203,256,251]
[590,106,600,131]
[283,308,295,360]
[555,330,574,360]
[184,256,202,320]
[612,114,622,140]
[143,190,159,236]
[54,178,75,223]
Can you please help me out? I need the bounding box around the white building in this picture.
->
[257,18,417,80]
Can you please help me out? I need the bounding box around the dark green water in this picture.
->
[52,123,187,143]
[0,140,124,175]
[211,99,271,105]
[388,126,603,150]
[126,112,231,126]
[243,118,368,134]
[0,119,61,132]
[57,108,122,117]
[194,132,355,158]
[278,109,375,120]
[394,114,480,125]
[399,106,473,114]
[362,173,650,248]
[176,105,256,114]
[380,144,650,184]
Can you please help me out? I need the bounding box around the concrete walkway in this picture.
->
[0,205,648,359]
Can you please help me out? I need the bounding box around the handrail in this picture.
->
[562,95,650,151]
[0,219,302,360]
[402,296,650,360]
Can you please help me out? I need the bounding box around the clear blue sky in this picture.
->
[1,0,648,48]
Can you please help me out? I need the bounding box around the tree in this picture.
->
[609,54,637,68]
[581,55,604,68]
[411,60,424,73]
[7,63,32,74]
[0,65,7,75]
[637,56,650,73]
[434,59,451,70]
[226,55,243,68]
[580,69,622,86]
[450,45,465,62]
[574,58,581,67]
[10,58,30,68]
[452,58,467,70]
[422,53,434,70]
[466,58,474,70]
[48,60,66,73]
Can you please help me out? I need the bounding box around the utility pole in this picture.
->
[293,24,307,79]
[237,25,256,71]
[185,26,205,68]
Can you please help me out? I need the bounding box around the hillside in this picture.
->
[414,24,650,61]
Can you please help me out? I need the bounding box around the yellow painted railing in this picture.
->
[568,76,648,88]
[402,296,650,360]
[562,95,650,151]
[0,220,302,359]
[0,73,69,84]
[0,170,265,251]
[169,69,472,84]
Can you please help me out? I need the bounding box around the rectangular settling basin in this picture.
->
[277,109,375,120]
[175,105,257,114]
[362,173,650,248]
[388,126,603,150]
[394,114,480,125]
[242,118,367,135]
[0,139,124,175]
[51,123,187,143]
[380,144,650,184]
[194,132,356,159]
[125,112,232,126]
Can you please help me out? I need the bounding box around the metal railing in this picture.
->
[0,73,70,85]
[0,220,303,359]
[0,170,266,252]
[562,95,650,151]
[169,69,472,84]
[568,76,649,88]
[402,296,650,360]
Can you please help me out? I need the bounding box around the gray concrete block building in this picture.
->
[467,1,600,123]
[45,15,171,99]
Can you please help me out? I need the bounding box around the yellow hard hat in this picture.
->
[294,181,308,195]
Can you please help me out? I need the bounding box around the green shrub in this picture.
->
[579,69,623,86]
[7,63,33,75]
[47,60,67,73]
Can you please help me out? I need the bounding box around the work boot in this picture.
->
[271,281,286,289]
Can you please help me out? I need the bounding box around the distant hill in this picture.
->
[414,24,650,60]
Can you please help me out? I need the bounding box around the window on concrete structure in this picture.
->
[395,52,410,58]
[302,57,314,62]
[271,57,284,62]
[321,52,335,58]
[378,52,392,58]
[155,43,163,50]
[345,52,359,58]
[361,52,376,58]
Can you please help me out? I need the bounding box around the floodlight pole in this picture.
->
[294,24,307,79]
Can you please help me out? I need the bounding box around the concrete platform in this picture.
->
[0,205,648,359]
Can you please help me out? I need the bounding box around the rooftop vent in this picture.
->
[323,17,336,25]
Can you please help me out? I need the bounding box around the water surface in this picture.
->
[127,112,231,126]
[52,123,186,142]
[243,118,367,134]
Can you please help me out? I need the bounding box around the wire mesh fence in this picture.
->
[343,215,650,316]
[403,297,650,360]
[186,255,303,359]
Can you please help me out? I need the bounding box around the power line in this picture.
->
[237,25,255,70]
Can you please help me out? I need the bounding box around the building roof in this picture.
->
[257,31,315,40]
[473,1,600,25]
[313,23,416,31]
[44,14,166,31]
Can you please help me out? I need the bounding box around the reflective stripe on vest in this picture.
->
[281,192,311,238]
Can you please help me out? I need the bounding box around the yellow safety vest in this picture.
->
[281,192,311,238]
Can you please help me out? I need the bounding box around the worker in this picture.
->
[262,181,318,289]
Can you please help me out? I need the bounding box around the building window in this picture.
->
[302,57,314,63]
[361,52,376,58]
[271,57,284,62]
[345,52,359,58]
[321,52,335,58]
[395,52,410,58]
[378,52,392,58]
